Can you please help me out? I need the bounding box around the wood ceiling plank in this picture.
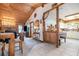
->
[0,3,43,24]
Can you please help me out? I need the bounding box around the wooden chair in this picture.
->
[0,37,10,56]
[0,39,5,56]
[59,32,67,45]
[60,32,67,42]
[15,32,24,53]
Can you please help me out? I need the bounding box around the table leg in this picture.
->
[8,36,15,56]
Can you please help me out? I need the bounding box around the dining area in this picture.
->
[0,31,24,56]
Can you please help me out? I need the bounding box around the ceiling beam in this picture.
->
[44,3,64,15]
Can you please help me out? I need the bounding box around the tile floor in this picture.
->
[0,37,79,56]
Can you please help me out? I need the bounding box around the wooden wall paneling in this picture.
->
[44,32,57,45]
[50,32,57,43]
[0,3,42,25]
[44,32,50,42]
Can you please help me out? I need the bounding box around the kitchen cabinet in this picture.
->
[44,31,58,45]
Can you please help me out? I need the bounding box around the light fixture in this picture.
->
[1,16,16,27]
[2,16,15,19]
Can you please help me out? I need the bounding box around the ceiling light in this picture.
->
[2,16,15,20]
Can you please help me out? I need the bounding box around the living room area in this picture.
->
[23,3,79,56]
[0,3,79,56]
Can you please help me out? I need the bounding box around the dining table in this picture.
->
[0,33,15,56]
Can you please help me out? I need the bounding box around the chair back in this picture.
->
[19,32,24,41]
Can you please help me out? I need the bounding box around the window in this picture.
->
[18,25,23,33]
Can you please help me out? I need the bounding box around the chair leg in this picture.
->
[19,41,23,53]
[2,43,5,56]
[59,39,61,46]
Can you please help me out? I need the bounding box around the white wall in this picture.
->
[25,3,54,41]
[25,3,79,40]
[27,3,53,22]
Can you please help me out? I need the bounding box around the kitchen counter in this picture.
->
[66,31,79,39]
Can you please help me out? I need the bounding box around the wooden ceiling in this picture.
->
[0,3,42,25]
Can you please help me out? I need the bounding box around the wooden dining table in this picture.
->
[0,33,15,56]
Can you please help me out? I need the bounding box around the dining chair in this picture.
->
[0,36,10,56]
[5,30,24,54]
[0,39,5,56]
[15,32,24,53]
[59,32,67,45]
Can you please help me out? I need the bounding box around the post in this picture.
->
[56,7,60,48]
[9,34,15,56]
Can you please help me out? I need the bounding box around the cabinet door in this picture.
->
[44,32,50,42]
[50,33,57,43]
[46,32,50,42]
[44,32,47,41]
